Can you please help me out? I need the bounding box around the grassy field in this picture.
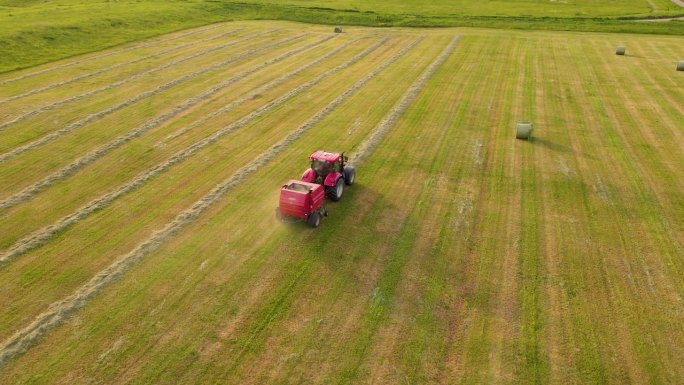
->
[239,0,683,17]
[0,20,682,383]
[1,0,683,73]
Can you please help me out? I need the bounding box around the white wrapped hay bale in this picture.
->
[516,122,533,140]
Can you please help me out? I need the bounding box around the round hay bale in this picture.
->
[677,61,684,71]
[616,47,626,55]
[334,26,342,33]
[516,122,533,140]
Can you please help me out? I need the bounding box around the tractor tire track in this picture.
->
[0,23,224,87]
[349,36,461,167]
[0,35,393,266]
[0,28,246,131]
[0,35,421,367]
[158,37,360,144]
[0,33,320,210]
[0,32,303,165]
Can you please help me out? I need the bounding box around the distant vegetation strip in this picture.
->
[0,34,422,369]
[0,1,683,74]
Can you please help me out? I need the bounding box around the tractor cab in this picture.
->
[310,151,344,182]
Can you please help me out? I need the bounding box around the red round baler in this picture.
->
[276,180,327,227]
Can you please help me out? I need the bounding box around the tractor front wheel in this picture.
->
[343,166,355,186]
[307,211,321,228]
[327,177,344,201]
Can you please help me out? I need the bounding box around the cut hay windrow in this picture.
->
[0,33,331,210]
[0,23,224,87]
[0,36,394,266]
[0,32,308,164]
[0,28,263,106]
[350,36,461,167]
[0,35,422,367]
[160,37,362,144]
[0,28,248,131]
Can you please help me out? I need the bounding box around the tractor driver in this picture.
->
[312,159,332,178]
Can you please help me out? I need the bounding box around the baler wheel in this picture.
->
[328,178,344,202]
[307,211,321,228]
[343,166,355,186]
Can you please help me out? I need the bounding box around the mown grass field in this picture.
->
[0,20,683,384]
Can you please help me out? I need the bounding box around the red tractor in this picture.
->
[276,151,355,227]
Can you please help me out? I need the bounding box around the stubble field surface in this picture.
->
[0,20,683,384]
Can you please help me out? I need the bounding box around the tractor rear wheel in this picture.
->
[343,166,355,186]
[327,177,344,201]
[307,211,321,228]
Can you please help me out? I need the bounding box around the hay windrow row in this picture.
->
[159,37,361,144]
[0,33,324,210]
[349,36,461,167]
[0,23,225,87]
[0,35,421,368]
[0,28,247,105]
[0,35,389,265]
[0,28,248,131]
[0,32,306,164]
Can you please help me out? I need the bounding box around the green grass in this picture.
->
[1,0,683,73]
[237,0,682,18]
[0,21,683,384]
